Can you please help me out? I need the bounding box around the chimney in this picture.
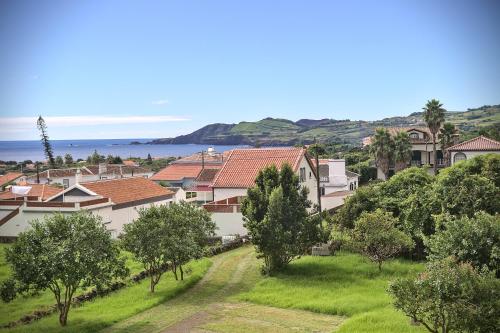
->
[76,168,82,184]
[98,163,107,175]
[328,159,348,186]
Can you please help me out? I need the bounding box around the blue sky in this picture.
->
[0,0,499,140]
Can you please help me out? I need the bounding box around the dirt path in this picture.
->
[102,246,343,333]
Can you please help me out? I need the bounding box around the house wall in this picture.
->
[210,212,247,236]
[298,156,319,208]
[213,188,248,202]
[450,151,499,165]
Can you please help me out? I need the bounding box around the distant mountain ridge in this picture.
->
[150,105,500,146]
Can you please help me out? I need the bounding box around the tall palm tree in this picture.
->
[422,99,446,174]
[370,128,393,180]
[439,122,457,166]
[393,131,412,172]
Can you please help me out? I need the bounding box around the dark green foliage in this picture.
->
[333,183,382,229]
[350,209,413,271]
[36,116,55,167]
[63,153,74,165]
[389,258,500,333]
[55,155,64,166]
[393,131,412,172]
[242,164,319,274]
[106,155,123,164]
[426,212,500,277]
[87,150,105,164]
[370,128,393,179]
[1,212,127,326]
[422,99,446,174]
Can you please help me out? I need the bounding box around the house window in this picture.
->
[101,176,108,180]
[409,132,419,139]
[63,179,69,188]
[350,183,354,191]
[299,167,306,182]
[309,171,312,179]
[454,152,467,163]
[320,187,325,196]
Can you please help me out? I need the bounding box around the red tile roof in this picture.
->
[80,177,174,204]
[447,136,500,151]
[0,172,23,187]
[0,184,63,201]
[151,164,219,181]
[212,148,307,188]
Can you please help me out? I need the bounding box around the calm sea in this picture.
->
[0,139,245,162]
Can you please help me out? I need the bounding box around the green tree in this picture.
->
[432,168,499,217]
[393,131,412,172]
[121,207,168,292]
[333,183,381,229]
[162,202,216,280]
[350,209,413,271]
[438,123,456,166]
[426,212,500,277]
[0,212,127,326]
[389,258,500,333]
[36,115,55,167]
[370,128,394,179]
[88,150,105,164]
[422,99,446,174]
[55,155,64,166]
[242,164,318,274]
[147,153,153,164]
[64,153,74,165]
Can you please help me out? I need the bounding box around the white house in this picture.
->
[447,136,500,164]
[317,159,360,195]
[0,177,174,239]
[24,164,153,188]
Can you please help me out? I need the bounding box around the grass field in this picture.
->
[237,251,427,333]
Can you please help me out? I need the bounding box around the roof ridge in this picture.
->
[448,135,500,150]
[211,149,234,187]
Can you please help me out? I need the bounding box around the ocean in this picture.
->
[0,139,246,162]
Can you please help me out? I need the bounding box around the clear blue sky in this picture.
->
[1,0,499,140]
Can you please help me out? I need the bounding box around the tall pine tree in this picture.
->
[37,116,55,168]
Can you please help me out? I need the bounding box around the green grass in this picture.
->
[237,251,427,333]
[1,259,211,333]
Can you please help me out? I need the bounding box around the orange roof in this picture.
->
[0,172,23,187]
[151,163,219,181]
[0,184,62,201]
[81,177,173,204]
[212,148,307,188]
[123,160,138,166]
[447,136,500,151]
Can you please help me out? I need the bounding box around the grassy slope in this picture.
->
[237,251,427,333]
[1,259,211,333]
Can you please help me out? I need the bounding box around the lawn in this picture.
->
[236,251,428,333]
[0,243,211,333]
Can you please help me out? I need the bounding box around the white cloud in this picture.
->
[151,99,169,105]
[0,115,190,129]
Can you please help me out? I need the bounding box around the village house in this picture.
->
[0,177,174,240]
[24,163,153,188]
[0,183,62,201]
[447,135,500,164]
[0,172,23,190]
[151,148,226,189]
[365,127,458,180]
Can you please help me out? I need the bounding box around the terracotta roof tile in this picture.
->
[38,168,93,178]
[212,148,306,188]
[195,168,221,183]
[0,172,23,187]
[86,165,150,176]
[447,136,500,151]
[151,163,219,181]
[80,177,173,204]
[0,184,62,201]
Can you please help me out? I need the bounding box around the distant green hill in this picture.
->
[150,105,500,146]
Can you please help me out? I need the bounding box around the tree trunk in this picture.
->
[171,262,178,281]
[59,303,70,326]
[378,261,382,272]
[432,133,437,175]
[179,265,184,281]
[150,275,156,293]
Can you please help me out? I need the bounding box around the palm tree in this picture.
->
[370,128,393,180]
[422,99,446,174]
[439,122,457,166]
[393,131,412,172]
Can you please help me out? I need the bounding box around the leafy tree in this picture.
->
[393,131,412,172]
[438,123,456,166]
[88,150,105,164]
[106,155,123,164]
[0,212,127,326]
[370,128,393,179]
[426,212,500,277]
[454,153,500,188]
[422,99,446,174]
[389,258,500,333]
[162,202,216,280]
[55,155,64,166]
[122,207,168,292]
[350,209,413,271]
[36,115,55,167]
[147,153,153,164]
[64,153,74,165]
[432,168,499,217]
[333,183,381,229]
[242,163,318,274]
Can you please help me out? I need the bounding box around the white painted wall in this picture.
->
[450,151,499,165]
[210,212,247,236]
[213,188,248,202]
[298,156,319,207]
